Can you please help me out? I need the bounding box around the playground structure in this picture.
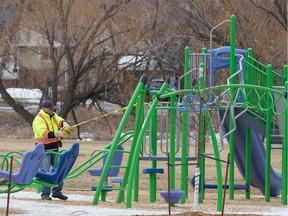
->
[0,14,287,213]
[80,14,287,211]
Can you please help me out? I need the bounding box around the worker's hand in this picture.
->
[62,122,71,136]
[54,129,64,138]
[63,122,70,129]
[62,127,71,136]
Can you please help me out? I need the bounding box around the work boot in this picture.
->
[52,193,68,200]
[41,196,52,201]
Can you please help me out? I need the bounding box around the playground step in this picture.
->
[190,176,248,191]
[91,185,113,191]
[142,168,164,174]
[139,156,196,161]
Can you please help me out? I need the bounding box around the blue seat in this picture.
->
[0,144,45,185]
[88,145,124,177]
[35,143,79,184]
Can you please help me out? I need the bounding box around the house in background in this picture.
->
[1,61,19,87]
[0,8,61,88]
[117,53,177,91]
[0,7,17,88]
[15,29,61,88]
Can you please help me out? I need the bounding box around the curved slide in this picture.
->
[224,118,281,196]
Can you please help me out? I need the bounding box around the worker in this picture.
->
[32,100,71,201]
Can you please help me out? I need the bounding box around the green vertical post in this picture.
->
[133,93,145,202]
[265,64,273,202]
[199,49,206,202]
[126,79,170,208]
[170,95,177,191]
[198,108,205,204]
[245,127,251,199]
[229,14,236,200]
[246,49,253,84]
[149,100,158,203]
[94,75,147,205]
[282,66,288,205]
[181,47,190,203]
[134,158,139,201]
[199,62,206,203]
[245,48,252,199]
[208,114,223,211]
[201,47,207,87]
[116,83,145,204]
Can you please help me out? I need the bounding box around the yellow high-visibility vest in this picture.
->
[32,109,64,145]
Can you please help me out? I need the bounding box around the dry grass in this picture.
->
[0,137,285,216]
[0,104,134,140]
[0,105,285,215]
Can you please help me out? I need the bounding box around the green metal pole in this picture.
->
[92,78,147,205]
[199,62,206,203]
[169,95,177,192]
[150,100,158,203]
[229,14,236,200]
[265,64,273,202]
[117,92,145,204]
[208,113,223,211]
[181,47,190,203]
[246,48,252,199]
[282,66,288,205]
[247,49,253,84]
[184,47,191,89]
[133,93,146,202]
[198,109,205,204]
[245,128,251,199]
[92,75,147,205]
[126,79,170,208]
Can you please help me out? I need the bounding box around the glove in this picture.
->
[62,127,71,136]
[62,122,71,136]
[54,129,64,138]
[63,122,70,129]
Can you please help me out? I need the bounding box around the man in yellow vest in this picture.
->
[32,100,70,201]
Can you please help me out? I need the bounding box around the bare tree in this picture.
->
[0,0,35,124]
[249,0,287,31]
[170,0,287,68]
[29,0,145,118]
[0,0,286,131]
[0,0,149,128]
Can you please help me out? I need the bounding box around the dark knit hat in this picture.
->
[42,100,55,110]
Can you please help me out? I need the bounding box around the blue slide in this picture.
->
[224,118,281,196]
